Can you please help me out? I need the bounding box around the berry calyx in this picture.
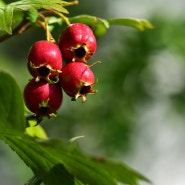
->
[27,40,63,82]
[24,79,63,118]
[59,62,96,102]
[58,23,97,62]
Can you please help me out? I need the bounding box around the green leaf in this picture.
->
[40,139,151,185]
[40,139,118,185]
[0,0,68,34]
[0,126,150,185]
[10,0,68,13]
[0,5,13,34]
[25,119,48,139]
[26,175,85,185]
[69,15,109,37]
[26,8,38,23]
[0,71,25,131]
[108,17,154,31]
[91,157,151,185]
[48,2,68,14]
[0,0,6,6]
[47,16,63,32]
[0,130,76,185]
[25,176,84,185]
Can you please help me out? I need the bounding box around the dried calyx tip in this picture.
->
[70,43,90,62]
[29,62,61,83]
[73,82,97,103]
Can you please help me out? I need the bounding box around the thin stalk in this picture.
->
[52,10,71,26]
[38,13,55,42]
[62,0,79,7]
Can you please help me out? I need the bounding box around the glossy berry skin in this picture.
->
[59,62,96,102]
[27,40,62,82]
[24,79,63,117]
[58,23,97,62]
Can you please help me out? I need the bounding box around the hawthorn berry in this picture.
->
[27,40,63,82]
[58,23,97,62]
[24,79,63,118]
[59,62,96,102]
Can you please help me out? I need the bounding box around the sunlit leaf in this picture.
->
[108,17,154,31]
[0,0,5,6]
[25,119,48,139]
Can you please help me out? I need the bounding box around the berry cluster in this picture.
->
[24,23,97,119]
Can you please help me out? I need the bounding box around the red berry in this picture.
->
[59,62,96,102]
[24,79,63,118]
[27,40,62,82]
[58,23,97,62]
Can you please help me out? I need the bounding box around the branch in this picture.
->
[0,18,31,43]
[0,9,56,43]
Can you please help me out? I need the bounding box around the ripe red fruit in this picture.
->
[24,79,63,118]
[27,40,62,82]
[59,62,96,102]
[58,23,97,62]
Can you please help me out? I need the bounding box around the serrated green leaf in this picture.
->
[0,127,150,185]
[69,14,109,37]
[40,139,151,185]
[0,71,25,131]
[108,17,154,31]
[91,157,151,185]
[40,139,118,185]
[0,131,75,185]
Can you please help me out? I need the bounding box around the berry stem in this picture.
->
[62,0,79,7]
[37,13,55,42]
[52,10,71,26]
[88,61,102,68]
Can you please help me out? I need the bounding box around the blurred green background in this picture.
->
[1,0,185,185]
